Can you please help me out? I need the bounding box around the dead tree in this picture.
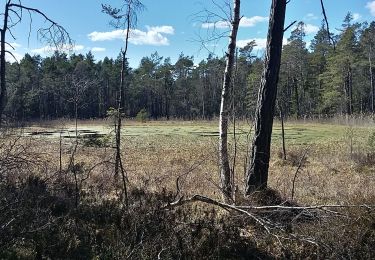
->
[219,0,240,202]
[277,100,286,160]
[245,0,286,194]
[0,0,71,126]
[102,0,144,208]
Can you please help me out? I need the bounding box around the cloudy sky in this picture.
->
[6,0,375,68]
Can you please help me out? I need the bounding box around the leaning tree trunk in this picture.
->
[245,0,286,194]
[219,0,240,202]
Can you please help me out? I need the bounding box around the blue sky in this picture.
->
[6,0,375,68]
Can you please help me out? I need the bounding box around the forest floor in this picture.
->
[2,119,375,258]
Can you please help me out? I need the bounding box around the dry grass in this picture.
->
[15,119,374,205]
[2,119,375,258]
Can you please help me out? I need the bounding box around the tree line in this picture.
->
[3,12,375,122]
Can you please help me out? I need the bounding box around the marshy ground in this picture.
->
[1,118,375,258]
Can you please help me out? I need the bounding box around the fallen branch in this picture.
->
[164,194,374,240]
[165,194,274,234]
[236,204,374,211]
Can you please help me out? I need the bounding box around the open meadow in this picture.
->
[2,0,375,257]
[21,118,375,203]
[1,118,375,258]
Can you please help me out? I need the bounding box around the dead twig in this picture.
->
[291,147,309,200]
[163,194,374,249]
[319,0,336,49]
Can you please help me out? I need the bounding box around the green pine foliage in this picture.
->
[3,13,375,121]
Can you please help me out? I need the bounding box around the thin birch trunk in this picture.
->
[219,0,240,202]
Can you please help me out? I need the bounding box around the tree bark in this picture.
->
[369,45,374,113]
[344,63,353,115]
[114,4,132,209]
[0,2,10,126]
[348,65,353,115]
[278,101,287,160]
[219,0,240,202]
[293,77,300,119]
[245,0,286,194]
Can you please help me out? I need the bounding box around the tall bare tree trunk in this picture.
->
[219,0,240,202]
[369,45,374,114]
[245,0,286,194]
[0,2,9,126]
[113,5,132,209]
[344,63,353,115]
[293,77,300,119]
[277,101,286,160]
[348,65,353,115]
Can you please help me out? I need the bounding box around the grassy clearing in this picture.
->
[24,119,372,143]
[20,119,375,200]
[2,119,375,258]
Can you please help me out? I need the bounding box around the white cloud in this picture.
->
[304,24,319,35]
[87,30,124,41]
[9,42,22,49]
[145,25,174,34]
[305,13,318,21]
[306,41,312,50]
[293,23,319,35]
[91,47,106,52]
[240,16,268,27]
[201,16,268,29]
[201,20,229,29]
[366,1,375,16]
[88,25,175,46]
[5,51,23,62]
[352,13,362,21]
[31,44,85,54]
[5,42,22,62]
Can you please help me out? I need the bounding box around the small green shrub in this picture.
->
[83,134,111,147]
[368,130,375,151]
[136,108,149,122]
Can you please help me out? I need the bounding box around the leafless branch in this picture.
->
[8,3,73,51]
[102,0,145,30]
[291,147,309,200]
[164,194,273,234]
[4,41,14,50]
[191,0,234,56]
[236,204,374,213]
[319,0,336,49]
[284,20,297,32]
[172,157,208,201]
[7,27,17,40]
[164,193,374,250]
[4,50,18,63]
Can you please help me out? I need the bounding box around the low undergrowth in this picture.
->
[1,122,375,259]
[1,175,374,259]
